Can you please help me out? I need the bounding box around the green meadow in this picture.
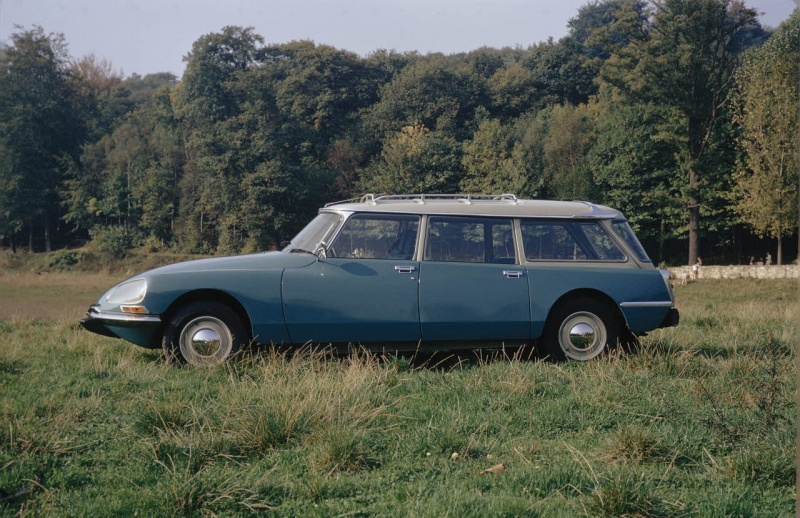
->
[0,272,796,516]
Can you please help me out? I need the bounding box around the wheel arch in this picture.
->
[162,289,253,341]
[546,288,629,332]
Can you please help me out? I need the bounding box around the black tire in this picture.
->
[162,301,248,367]
[542,296,620,362]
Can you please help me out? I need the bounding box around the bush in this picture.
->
[47,249,84,270]
[89,225,133,259]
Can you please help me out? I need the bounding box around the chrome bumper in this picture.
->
[80,305,162,337]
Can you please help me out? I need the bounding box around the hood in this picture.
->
[137,251,316,277]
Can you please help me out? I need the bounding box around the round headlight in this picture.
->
[105,279,148,305]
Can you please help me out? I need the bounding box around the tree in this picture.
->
[587,90,684,262]
[542,104,595,200]
[360,123,461,194]
[597,0,765,264]
[125,72,178,106]
[730,10,800,264]
[487,64,540,119]
[460,118,539,196]
[522,37,596,106]
[173,26,264,252]
[0,26,80,252]
[265,41,385,140]
[364,57,488,141]
[70,54,132,141]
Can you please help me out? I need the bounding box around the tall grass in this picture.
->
[0,278,796,516]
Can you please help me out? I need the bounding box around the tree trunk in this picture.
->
[777,236,782,266]
[44,211,51,252]
[28,217,34,253]
[9,234,16,254]
[688,167,699,266]
[686,116,702,267]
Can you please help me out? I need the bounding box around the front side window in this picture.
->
[328,214,420,260]
[521,220,625,262]
[424,216,515,264]
[284,212,341,253]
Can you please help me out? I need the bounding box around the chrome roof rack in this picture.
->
[325,193,518,207]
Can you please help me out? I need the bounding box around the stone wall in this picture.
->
[667,265,799,280]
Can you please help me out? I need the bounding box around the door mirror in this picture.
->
[317,242,328,259]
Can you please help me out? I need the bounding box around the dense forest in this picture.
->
[0,0,798,265]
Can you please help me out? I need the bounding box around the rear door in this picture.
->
[418,216,530,342]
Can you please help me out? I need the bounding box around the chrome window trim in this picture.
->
[519,219,629,264]
[324,211,423,261]
[423,215,518,265]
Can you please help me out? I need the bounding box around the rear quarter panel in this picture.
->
[526,266,672,337]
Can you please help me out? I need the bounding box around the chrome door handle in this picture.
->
[503,270,523,279]
[395,265,416,274]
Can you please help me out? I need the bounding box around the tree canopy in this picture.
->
[0,2,795,265]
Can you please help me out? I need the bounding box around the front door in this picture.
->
[282,213,421,344]
[419,216,530,342]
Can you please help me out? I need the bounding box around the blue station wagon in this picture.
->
[81,194,679,366]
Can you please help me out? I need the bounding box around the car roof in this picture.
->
[322,194,623,219]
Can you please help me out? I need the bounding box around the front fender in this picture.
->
[145,269,289,345]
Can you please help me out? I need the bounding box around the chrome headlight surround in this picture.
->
[105,278,148,305]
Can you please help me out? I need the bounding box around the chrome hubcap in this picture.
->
[179,316,233,366]
[558,311,608,361]
[191,328,222,356]
[568,323,595,349]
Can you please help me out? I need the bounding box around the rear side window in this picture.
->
[521,220,625,262]
[425,216,515,264]
[611,220,651,263]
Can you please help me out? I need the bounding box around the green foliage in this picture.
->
[0,6,788,264]
[460,118,541,196]
[89,225,133,258]
[588,90,684,260]
[542,103,595,200]
[360,123,462,194]
[364,57,488,140]
[46,249,84,269]
[0,26,81,251]
[730,10,800,255]
[596,0,766,263]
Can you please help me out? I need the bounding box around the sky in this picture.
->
[0,0,797,78]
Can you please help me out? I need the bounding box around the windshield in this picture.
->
[283,213,342,253]
[611,220,651,263]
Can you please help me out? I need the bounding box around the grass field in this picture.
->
[0,272,796,516]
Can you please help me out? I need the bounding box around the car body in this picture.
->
[81,194,679,365]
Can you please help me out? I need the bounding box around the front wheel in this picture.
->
[162,301,248,367]
[543,297,620,362]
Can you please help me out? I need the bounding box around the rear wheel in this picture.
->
[543,296,620,362]
[162,301,248,367]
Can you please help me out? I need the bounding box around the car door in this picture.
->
[282,213,421,344]
[418,216,530,342]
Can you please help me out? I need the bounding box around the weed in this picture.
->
[311,427,377,474]
[604,425,665,464]
[587,471,664,517]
